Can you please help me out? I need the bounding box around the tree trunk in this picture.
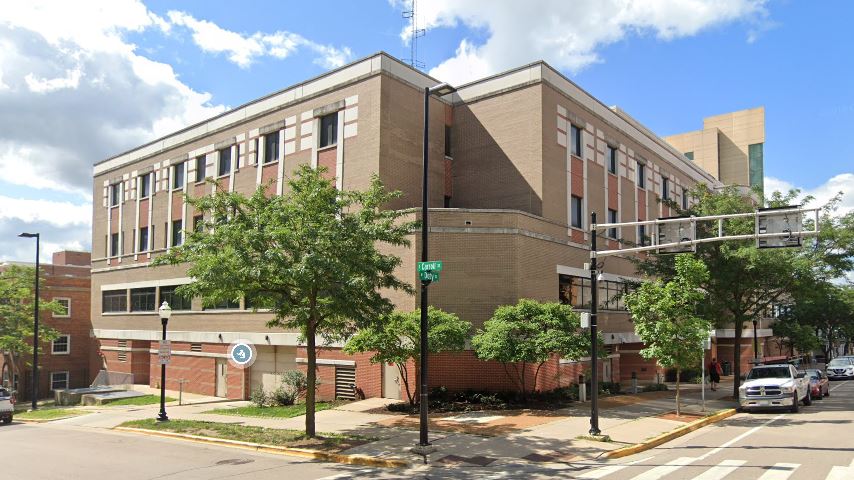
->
[733,322,744,399]
[675,366,681,416]
[305,321,317,438]
[398,363,414,406]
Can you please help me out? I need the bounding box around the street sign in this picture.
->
[417,261,443,272]
[757,206,802,249]
[656,217,696,254]
[230,342,254,366]
[158,340,171,365]
[419,271,440,282]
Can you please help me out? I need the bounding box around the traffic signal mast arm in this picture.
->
[594,206,821,258]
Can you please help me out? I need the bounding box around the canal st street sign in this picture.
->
[417,261,443,272]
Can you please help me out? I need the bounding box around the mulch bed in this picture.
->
[655,411,705,423]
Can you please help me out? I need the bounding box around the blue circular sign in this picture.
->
[230,343,253,366]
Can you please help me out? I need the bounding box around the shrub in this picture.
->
[282,370,310,401]
[643,383,669,392]
[665,368,701,383]
[250,387,270,408]
[272,385,297,406]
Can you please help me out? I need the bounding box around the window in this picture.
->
[607,145,617,174]
[110,233,120,257]
[444,125,452,157]
[193,215,204,233]
[138,226,149,252]
[171,219,183,247]
[264,132,280,164]
[444,195,451,208]
[637,163,646,189]
[749,143,764,193]
[570,195,583,229]
[638,225,648,246]
[110,184,120,206]
[607,209,618,239]
[662,177,670,200]
[682,187,688,210]
[102,290,127,313]
[130,287,156,312]
[50,372,69,391]
[218,147,232,177]
[319,112,338,147]
[570,124,582,157]
[54,298,71,318]
[203,298,240,310]
[159,285,191,311]
[139,174,150,198]
[196,155,207,182]
[559,275,634,311]
[173,162,185,189]
[684,151,694,161]
[51,335,70,355]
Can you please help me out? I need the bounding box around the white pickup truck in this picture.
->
[0,387,13,424]
[738,364,811,413]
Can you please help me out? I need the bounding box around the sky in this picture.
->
[0,0,852,263]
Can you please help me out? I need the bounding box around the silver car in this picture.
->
[826,358,854,380]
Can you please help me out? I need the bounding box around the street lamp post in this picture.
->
[18,232,40,410]
[588,213,601,436]
[417,82,456,454]
[157,301,172,422]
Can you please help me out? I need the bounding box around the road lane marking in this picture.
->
[829,380,850,393]
[757,463,799,480]
[575,456,653,479]
[630,456,696,480]
[697,414,785,461]
[694,459,747,480]
[824,458,854,480]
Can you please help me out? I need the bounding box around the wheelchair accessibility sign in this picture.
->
[228,340,257,369]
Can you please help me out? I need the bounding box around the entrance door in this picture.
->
[215,359,228,397]
[382,363,401,400]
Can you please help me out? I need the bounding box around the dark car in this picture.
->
[805,369,830,399]
[0,387,14,424]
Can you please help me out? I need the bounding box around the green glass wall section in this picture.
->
[748,143,764,195]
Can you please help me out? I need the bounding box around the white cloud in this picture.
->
[765,173,854,216]
[0,196,90,227]
[394,0,770,85]
[166,11,353,69]
[24,66,83,93]
[0,196,91,263]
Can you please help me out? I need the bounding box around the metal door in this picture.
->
[382,363,401,400]
[215,359,227,397]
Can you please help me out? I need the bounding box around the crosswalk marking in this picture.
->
[631,456,697,480]
[826,458,854,480]
[575,456,653,479]
[757,463,800,480]
[693,459,747,480]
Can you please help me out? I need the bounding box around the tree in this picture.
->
[343,307,471,406]
[471,299,591,400]
[771,313,821,358]
[153,165,417,437]
[625,255,711,416]
[0,266,63,390]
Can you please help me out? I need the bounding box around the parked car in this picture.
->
[738,364,811,413]
[805,369,830,399]
[826,358,854,380]
[0,387,14,424]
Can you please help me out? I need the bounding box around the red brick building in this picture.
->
[0,251,98,400]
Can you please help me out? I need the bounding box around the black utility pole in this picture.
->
[157,301,172,422]
[589,213,600,436]
[753,319,760,362]
[18,232,40,410]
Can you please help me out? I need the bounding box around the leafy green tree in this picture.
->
[0,265,63,389]
[625,255,711,416]
[771,313,821,357]
[153,165,417,437]
[471,299,591,400]
[343,307,471,406]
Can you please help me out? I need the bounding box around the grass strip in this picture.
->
[106,395,176,406]
[16,408,87,421]
[204,401,336,418]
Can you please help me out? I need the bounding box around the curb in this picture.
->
[14,414,88,423]
[113,427,409,468]
[604,408,737,459]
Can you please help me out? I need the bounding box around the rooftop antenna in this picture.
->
[402,0,425,69]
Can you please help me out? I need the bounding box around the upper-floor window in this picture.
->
[51,335,70,355]
[102,290,127,313]
[159,285,192,311]
[570,124,582,157]
[109,233,120,257]
[685,151,694,161]
[444,125,452,157]
[319,112,338,148]
[662,177,670,200]
[607,209,618,239]
[109,184,120,207]
[171,219,183,247]
[637,162,646,189]
[638,224,648,246]
[139,174,150,199]
[558,275,634,311]
[218,147,232,177]
[130,287,156,312]
[264,132,280,164]
[138,226,149,252]
[203,298,240,310]
[607,145,617,174]
[682,187,688,210]
[196,155,207,182]
[173,162,185,190]
[53,298,71,318]
[570,195,583,229]
[193,215,204,233]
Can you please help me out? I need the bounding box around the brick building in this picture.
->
[1,251,97,400]
[90,53,764,401]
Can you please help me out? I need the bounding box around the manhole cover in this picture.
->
[216,459,254,466]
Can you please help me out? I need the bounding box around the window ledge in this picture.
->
[318,143,337,152]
